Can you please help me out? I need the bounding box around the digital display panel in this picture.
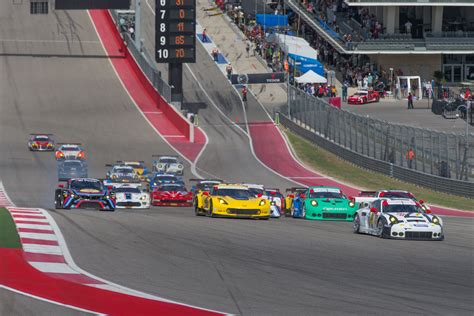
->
[155,0,196,63]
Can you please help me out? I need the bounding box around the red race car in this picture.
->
[347,90,380,104]
[152,183,193,207]
[28,133,55,151]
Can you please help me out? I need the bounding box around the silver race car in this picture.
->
[353,198,444,240]
[105,164,140,184]
[152,155,184,176]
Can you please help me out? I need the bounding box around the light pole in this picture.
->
[456,101,471,180]
[389,67,393,95]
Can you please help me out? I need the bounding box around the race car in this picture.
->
[263,188,285,218]
[195,183,270,219]
[57,159,88,181]
[149,173,184,189]
[55,143,85,160]
[152,155,184,175]
[54,178,115,211]
[353,198,444,240]
[113,183,150,209]
[117,161,150,181]
[151,183,193,206]
[105,164,140,184]
[28,134,55,151]
[347,90,380,104]
[290,186,358,221]
[191,179,223,213]
[354,190,431,211]
[242,183,265,197]
[284,187,307,217]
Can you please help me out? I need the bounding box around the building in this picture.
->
[286,0,474,83]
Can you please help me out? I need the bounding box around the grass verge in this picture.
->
[0,208,21,248]
[283,129,474,211]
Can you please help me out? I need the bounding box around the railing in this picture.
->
[284,86,473,197]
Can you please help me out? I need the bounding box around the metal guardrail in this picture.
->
[284,86,473,196]
[279,113,474,198]
[110,10,172,102]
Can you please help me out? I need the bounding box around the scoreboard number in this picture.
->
[155,0,196,63]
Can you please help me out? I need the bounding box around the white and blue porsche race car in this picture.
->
[152,155,184,176]
[353,198,444,240]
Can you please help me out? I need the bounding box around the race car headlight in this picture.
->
[105,195,110,199]
[111,175,117,179]
[153,182,157,186]
[140,195,147,201]
[311,200,318,206]
[349,201,355,207]
[178,164,183,169]
[270,201,276,206]
[389,215,398,225]
[218,198,228,205]
[47,143,52,147]
[432,216,440,225]
[259,200,266,206]
[158,164,164,168]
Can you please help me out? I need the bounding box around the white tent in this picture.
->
[295,70,327,84]
[284,44,318,60]
[397,76,422,100]
[275,34,310,48]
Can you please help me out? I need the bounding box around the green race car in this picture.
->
[298,186,357,221]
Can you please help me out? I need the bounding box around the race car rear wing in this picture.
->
[285,187,307,193]
[57,142,83,145]
[189,178,223,183]
[116,160,145,164]
[265,188,280,192]
[30,133,54,135]
[359,191,377,197]
[152,154,178,158]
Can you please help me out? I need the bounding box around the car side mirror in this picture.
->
[370,207,378,213]
[202,191,209,196]
[58,184,64,188]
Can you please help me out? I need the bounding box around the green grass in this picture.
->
[283,129,474,211]
[0,208,21,248]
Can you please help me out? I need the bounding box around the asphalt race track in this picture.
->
[0,3,473,315]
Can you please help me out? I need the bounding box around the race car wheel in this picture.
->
[209,201,216,218]
[353,215,361,234]
[376,219,384,238]
[194,200,204,216]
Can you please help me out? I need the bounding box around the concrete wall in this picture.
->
[370,54,442,80]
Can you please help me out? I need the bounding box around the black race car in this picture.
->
[55,178,115,211]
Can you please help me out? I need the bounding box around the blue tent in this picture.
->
[288,53,325,77]
[256,14,288,29]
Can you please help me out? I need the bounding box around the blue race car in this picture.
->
[55,178,115,211]
[148,173,184,189]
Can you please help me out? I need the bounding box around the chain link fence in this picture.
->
[288,86,473,183]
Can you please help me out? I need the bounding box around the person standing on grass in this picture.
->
[407,92,414,109]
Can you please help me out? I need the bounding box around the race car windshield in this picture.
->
[248,188,264,196]
[381,192,412,199]
[309,192,343,199]
[63,161,83,168]
[265,191,284,198]
[155,176,177,182]
[159,158,178,164]
[354,92,367,96]
[216,189,251,200]
[158,185,186,192]
[115,168,133,173]
[197,182,219,190]
[383,204,424,213]
[114,187,141,193]
[61,147,79,151]
[70,180,102,190]
[34,136,49,140]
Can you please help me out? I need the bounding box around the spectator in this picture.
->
[406,148,415,169]
[407,92,414,109]
[242,86,248,102]
[202,28,208,43]
[342,83,348,101]
[212,47,219,62]
[405,20,412,34]
[226,63,233,80]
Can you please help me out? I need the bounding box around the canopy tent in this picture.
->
[274,34,310,47]
[256,14,288,29]
[284,44,318,60]
[288,52,324,76]
[295,70,327,84]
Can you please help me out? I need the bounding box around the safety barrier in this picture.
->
[279,113,474,198]
[108,10,193,142]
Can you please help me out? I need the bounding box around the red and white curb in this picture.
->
[0,181,14,208]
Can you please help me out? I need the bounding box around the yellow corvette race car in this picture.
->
[195,184,270,219]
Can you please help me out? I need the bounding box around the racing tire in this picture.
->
[209,201,216,218]
[376,219,384,238]
[194,200,204,216]
[376,97,380,102]
[353,214,361,234]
